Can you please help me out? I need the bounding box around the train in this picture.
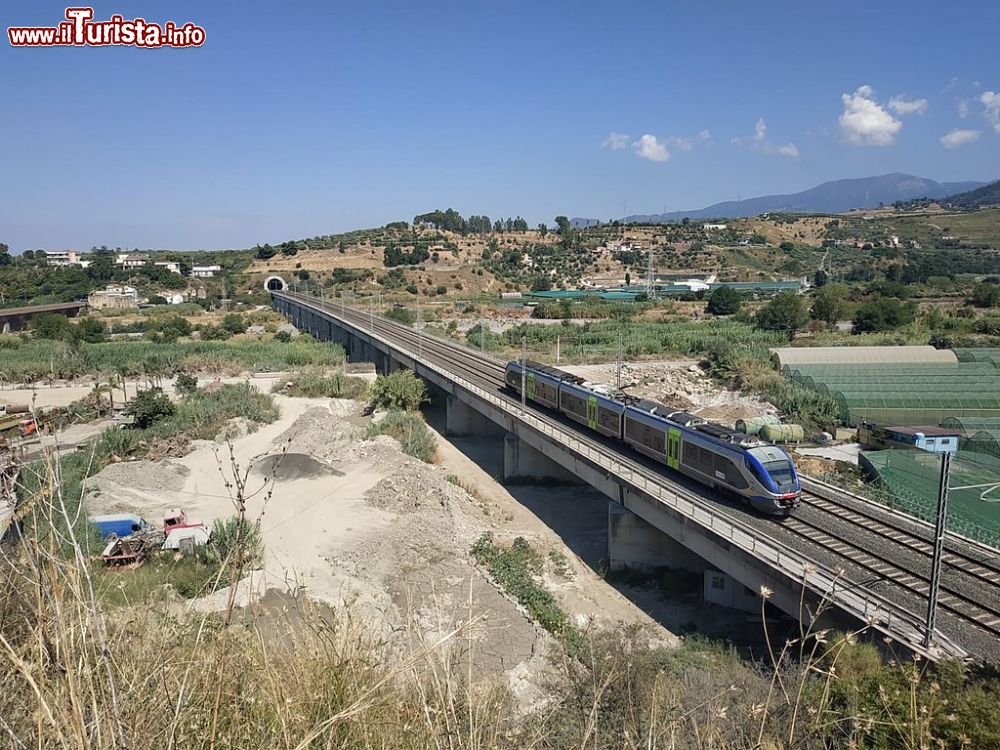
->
[504,360,801,516]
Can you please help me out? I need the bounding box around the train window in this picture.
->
[764,460,796,491]
[710,575,725,590]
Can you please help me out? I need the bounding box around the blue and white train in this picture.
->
[504,360,800,516]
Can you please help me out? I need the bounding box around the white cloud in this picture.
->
[602,132,630,151]
[981,91,1000,133]
[633,134,670,162]
[666,135,693,151]
[731,117,799,158]
[957,99,971,118]
[839,85,902,146]
[939,129,981,149]
[697,129,712,144]
[888,94,928,116]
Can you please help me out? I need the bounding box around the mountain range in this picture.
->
[570,173,990,227]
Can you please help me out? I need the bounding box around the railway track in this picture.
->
[285,292,1000,653]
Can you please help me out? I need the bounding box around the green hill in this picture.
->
[944,179,1000,209]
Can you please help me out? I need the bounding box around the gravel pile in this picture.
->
[364,463,465,514]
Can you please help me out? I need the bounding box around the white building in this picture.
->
[118,253,150,269]
[44,250,90,268]
[702,223,728,230]
[191,264,221,278]
[153,260,182,274]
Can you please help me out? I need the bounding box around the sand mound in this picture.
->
[92,459,189,493]
[276,406,354,464]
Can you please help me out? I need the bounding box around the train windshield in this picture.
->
[764,460,797,492]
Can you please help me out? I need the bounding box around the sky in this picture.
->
[1,0,998,251]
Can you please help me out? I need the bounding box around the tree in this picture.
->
[30,312,76,341]
[87,246,115,282]
[755,292,809,334]
[813,269,829,287]
[0,243,10,266]
[969,282,1000,308]
[77,317,107,343]
[624,272,631,288]
[126,389,175,429]
[810,284,849,324]
[779,241,795,253]
[537,223,548,237]
[852,297,917,333]
[706,286,742,315]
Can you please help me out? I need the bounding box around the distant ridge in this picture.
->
[571,173,989,227]
[941,179,1000,209]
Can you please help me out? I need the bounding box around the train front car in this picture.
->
[743,445,801,515]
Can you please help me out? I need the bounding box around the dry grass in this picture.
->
[3,450,999,749]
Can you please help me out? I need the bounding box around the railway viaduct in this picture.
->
[273,288,1000,662]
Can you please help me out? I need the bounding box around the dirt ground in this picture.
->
[78,373,775,702]
[561,360,776,426]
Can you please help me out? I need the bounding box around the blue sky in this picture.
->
[2,0,998,251]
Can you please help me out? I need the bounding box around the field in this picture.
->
[0,337,344,383]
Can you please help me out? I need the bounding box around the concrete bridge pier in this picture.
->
[446,396,505,437]
[608,503,708,573]
[504,431,581,484]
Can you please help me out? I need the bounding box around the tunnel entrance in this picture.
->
[264,275,286,292]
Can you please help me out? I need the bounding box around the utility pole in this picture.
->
[417,295,423,359]
[924,451,951,648]
[479,312,485,354]
[369,296,374,333]
[520,336,527,408]
[646,247,655,299]
[556,335,560,364]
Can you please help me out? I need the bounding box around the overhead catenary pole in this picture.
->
[521,336,527,408]
[616,331,623,390]
[924,451,952,648]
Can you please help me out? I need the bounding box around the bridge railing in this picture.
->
[276,290,967,661]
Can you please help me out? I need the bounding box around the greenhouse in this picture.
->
[955,348,1000,364]
[772,345,957,370]
[831,391,1000,426]
[784,362,998,380]
[940,417,1000,434]
[967,430,1000,460]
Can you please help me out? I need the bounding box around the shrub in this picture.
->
[365,410,436,462]
[174,373,198,395]
[210,516,264,574]
[471,533,584,656]
[222,313,246,335]
[368,370,427,411]
[275,369,367,399]
[126,389,175,428]
[273,330,293,343]
[385,306,416,325]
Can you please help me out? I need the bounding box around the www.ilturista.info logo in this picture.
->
[8,7,205,48]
